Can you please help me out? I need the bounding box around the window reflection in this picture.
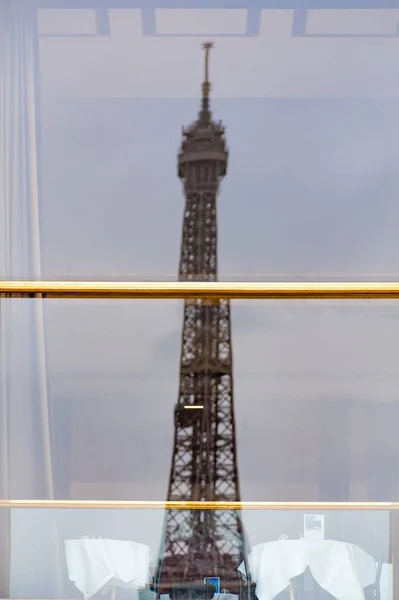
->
[2,1,399,599]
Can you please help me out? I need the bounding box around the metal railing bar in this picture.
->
[0,500,396,510]
[2,281,399,299]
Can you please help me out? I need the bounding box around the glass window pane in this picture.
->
[3,0,399,598]
[5,506,394,598]
[2,298,399,502]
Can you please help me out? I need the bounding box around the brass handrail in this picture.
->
[2,281,399,299]
[0,500,395,510]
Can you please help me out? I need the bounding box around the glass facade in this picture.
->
[1,0,399,598]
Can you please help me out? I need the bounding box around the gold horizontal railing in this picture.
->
[2,281,399,299]
[0,500,396,510]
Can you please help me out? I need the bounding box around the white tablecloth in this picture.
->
[238,540,376,600]
[65,538,151,598]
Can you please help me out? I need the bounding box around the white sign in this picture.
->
[304,514,324,540]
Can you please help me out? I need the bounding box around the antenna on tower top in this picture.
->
[202,41,213,98]
[200,41,214,122]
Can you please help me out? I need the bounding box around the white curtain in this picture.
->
[0,0,56,596]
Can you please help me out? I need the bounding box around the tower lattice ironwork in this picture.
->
[156,43,248,597]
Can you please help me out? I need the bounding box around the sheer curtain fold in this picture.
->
[0,1,55,596]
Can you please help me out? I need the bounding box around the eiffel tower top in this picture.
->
[178,42,228,177]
